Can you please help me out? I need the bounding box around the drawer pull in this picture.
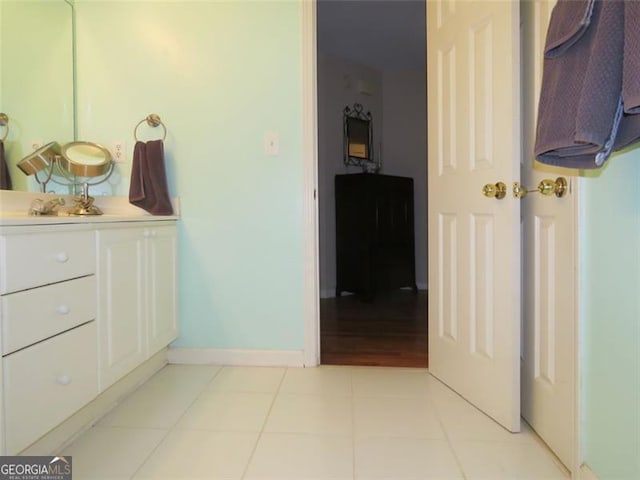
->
[56,305,71,315]
[55,252,69,263]
[56,375,72,386]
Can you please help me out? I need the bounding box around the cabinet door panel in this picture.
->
[97,228,146,391]
[147,225,178,354]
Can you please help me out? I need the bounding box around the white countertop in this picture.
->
[0,191,179,226]
[0,212,178,226]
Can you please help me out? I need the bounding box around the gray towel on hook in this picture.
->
[623,0,640,113]
[0,140,12,190]
[535,0,625,169]
[129,140,173,215]
[544,0,595,57]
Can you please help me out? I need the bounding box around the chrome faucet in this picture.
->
[28,197,65,216]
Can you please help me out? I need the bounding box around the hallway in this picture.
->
[320,290,428,367]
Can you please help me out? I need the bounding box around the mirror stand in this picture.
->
[34,165,56,193]
[55,160,115,215]
[69,182,104,216]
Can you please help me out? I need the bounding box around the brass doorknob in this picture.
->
[482,182,507,199]
[538,177,567,197]
[513,177,568,199]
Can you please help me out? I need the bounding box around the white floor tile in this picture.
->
[264,393,353,435]
[206,366,285,393]
[280,366,352,396]
[98,382,200,429]
[143,364,221,392]
[176,391,274,432]
[63,426,166,480]
[352,368,431,397]
[133,429,258,480]
[354,396,445,439]
[355,436,464,479]
[65,365,569,480]
[452,440,569,479]
[244,432,353,480]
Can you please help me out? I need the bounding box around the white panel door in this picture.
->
[427,0,522,431]
[521,0,576,469]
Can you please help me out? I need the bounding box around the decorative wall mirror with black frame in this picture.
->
[343,103,379,172]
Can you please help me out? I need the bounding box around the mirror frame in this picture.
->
[343,103,374,168]
[60,141,112,178]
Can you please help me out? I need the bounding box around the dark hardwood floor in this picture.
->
[320,289,428,368]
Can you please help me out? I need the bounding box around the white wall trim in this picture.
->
[167,348,306,367]
[302,0,320,366]
[579,464,599,480]
[574,177,585,479]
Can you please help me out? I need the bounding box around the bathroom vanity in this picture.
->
[0,192,178,455]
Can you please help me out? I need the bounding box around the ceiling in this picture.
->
[317,0,426,71]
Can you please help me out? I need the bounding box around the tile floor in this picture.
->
[63,365,570,480]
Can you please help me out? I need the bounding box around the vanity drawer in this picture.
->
[1,275,96,355]
[3,321,98,454]
[0,230,94,294]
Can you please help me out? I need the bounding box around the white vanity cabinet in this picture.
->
[0,206,178,455]
[96,222,177,390]
[0,224,98,455]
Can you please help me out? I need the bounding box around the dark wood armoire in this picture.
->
[335,173,417,300]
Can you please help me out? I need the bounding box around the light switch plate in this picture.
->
[264,131,279,156]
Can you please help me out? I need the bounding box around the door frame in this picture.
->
[302,0,320,367]
[573,180,585,478]
[300,2,583,477]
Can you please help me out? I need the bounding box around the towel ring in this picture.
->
[134,113,167,142]
[0,113,9,142]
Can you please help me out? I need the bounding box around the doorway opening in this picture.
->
[316,0,428,367]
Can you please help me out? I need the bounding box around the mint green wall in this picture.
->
[580,149,640,479]
[75,1,304,350]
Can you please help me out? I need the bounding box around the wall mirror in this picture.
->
[0,0,75,192]
[343,103,375,171]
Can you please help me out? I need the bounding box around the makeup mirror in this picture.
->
[60,142,112,178]
[16,142,61,192]
[57,141,114,215]
[17,142,61,176]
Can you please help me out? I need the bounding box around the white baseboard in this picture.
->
[580,464,599,480]
[167,347,306,367]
